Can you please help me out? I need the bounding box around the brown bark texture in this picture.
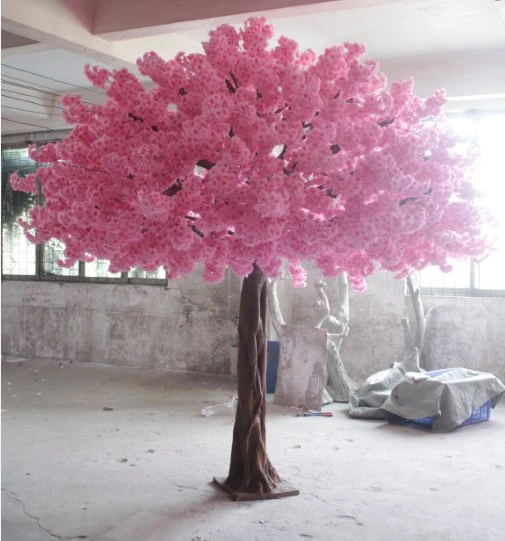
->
[226,263,280,494]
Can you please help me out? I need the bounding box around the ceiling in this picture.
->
[2,0,505,137]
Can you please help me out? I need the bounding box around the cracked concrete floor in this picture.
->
[2,358,505,541]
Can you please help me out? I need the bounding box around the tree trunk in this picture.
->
[226,263,280,494]
[326,336,358,402]
[401,271,436,362]
[316,273,357,403]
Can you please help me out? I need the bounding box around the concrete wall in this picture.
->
[2,269,505,383]
[421,296,505,381]
[1,270,241,374]
[273,268,406,381]
[272,268,505,383]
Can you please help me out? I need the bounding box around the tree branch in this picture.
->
[189,223,204,238]
[62,162,107,175]
[314,279,331,329]
[229,72,238,87]
[404,271,436,358]
[128,112,158,132]
[335,272,350,331]
[225,71,238,94]
[162,179,183,197]
[196,159,215,170]
[267,278,286,339]
[378,118,395,128]
[399,196,417,206]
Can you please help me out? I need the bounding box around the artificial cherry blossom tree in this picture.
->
[12,18,491,499]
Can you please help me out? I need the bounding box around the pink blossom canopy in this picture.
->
[11,18,491,289]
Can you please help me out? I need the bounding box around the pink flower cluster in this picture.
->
[11,18,492,289]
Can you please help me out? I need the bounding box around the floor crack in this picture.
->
[2,488,87,540]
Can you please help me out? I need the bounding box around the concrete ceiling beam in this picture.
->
[92,0,343,39]
[1,30,55,56]
[1,0,201,70]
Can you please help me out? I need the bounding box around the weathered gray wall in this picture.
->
[272,268,505,383]
[272,268,406,381]
[422,296,505,381]
[1,270,240,374]
[346,276,505,383]
[2,269,504,383]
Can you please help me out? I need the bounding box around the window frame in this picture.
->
[420,260,505,298]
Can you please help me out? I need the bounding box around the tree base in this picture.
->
[212,477,299,501]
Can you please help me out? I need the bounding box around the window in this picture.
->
[2,147,37,275]
[1,142,167,285]
[420,111,505,297]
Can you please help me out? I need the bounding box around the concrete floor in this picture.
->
[2,358,505,541]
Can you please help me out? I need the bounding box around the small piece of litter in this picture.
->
[118,458,128,463]
[2,358,27,364]
[147,449,155,453]
[36,392,43,396]
[102,407,114,411]
[296,411,333,417]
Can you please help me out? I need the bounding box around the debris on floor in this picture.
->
[381,368,505,432]
[348,349,422,419]
[296,410,333,417]
[200,396,237,417]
